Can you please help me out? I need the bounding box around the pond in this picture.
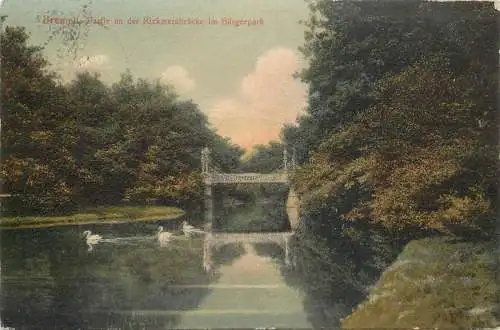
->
[0,198,371,329]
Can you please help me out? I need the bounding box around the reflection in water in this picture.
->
[1,222,212,329]
[181,221,205,238]
[175,242,311,329]
[202,232,294,276]
[214,195,290,232]
[82,230,103,251]
[0,197,392,329]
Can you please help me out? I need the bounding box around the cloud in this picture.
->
[208,47,307,150]
[74,54,110,72]
[160,65,196,93]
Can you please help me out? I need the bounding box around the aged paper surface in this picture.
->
[0,1,498,329]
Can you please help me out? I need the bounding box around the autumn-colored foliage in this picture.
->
[1,26,243,215]
[288,1,498,239]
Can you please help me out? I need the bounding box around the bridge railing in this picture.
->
[203,172,288,184]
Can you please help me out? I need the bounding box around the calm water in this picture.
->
[0,200,368,329]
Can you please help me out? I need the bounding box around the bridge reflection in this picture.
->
[202,232,294,272]
[200,147,299,274]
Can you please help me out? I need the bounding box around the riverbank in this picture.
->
[0,206,185,229]
[341,236,499,329]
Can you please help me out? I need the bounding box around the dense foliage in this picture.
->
[263,4,500,327]
[285,1,498,240]
[1,26,243,216]
[238,141,285,173]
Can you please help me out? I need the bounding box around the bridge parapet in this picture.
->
[201,147,295,184]
[203,172,288,185]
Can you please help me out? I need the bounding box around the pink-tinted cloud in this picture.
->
[208,47,307,150]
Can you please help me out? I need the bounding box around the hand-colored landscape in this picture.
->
[0,1,498,329]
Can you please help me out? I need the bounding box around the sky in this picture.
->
[0,0,310,150]
[2,0,498,150]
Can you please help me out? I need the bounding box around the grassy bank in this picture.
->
[341,236,499,329]
[0,206,185,229]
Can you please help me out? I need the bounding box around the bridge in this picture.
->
[204,173,288,185]
[201,147,295,185]
[200,147,299,272]
[200,147,298,231]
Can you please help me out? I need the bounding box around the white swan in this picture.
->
[182,221,205,238]
[83,230,102,251]
[157,226,173,247]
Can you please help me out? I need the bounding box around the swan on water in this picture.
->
[83,230,102,251]
[182,221,204,238]
[157,226,173,247]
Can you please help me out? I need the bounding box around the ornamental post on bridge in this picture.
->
[201,147,213,230]
[283,146,297,173]
[201,147,210,175]
[283,148,288,172]
[285,146,300,230]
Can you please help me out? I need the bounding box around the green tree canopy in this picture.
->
[289,1,498,239]
[1,26,76,214]
[239,141,285,173]
[1,26,243,215]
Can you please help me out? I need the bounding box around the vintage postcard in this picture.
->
[0,0,498,329]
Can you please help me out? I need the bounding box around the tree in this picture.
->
[1,27,244,215]
[293,1,498,155]
[291,1,498,239]
[1,26,76,215]
[66,71,120,205]
[239,141,285,173]
[209,135,244,172]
